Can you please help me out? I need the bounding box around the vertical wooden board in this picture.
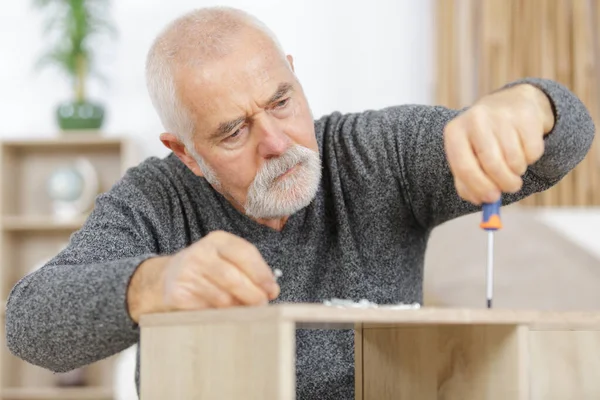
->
[361,326,438,400]
[478,0,511,96]
[542,0,564,206]
[140,320,296,400]
[590,136,600,206]
[435,0,451,106]
[581,0,598,206]
[0,319,8,389]
[508,0,524,81]
[492,0,511,90]
[572,0,592,206]
[523,0,540,77]
[511,0,532,207]
[479,0,493,95]
[555,0,575,206]
[0,146,19,216]
[0,145,7,313]
[529,330,600,399]
[472,0,483,98]
[456,0,476,108]
[437,325,529,400]
[540,0,556,80]
[526,0,551,207]
[448,0,459,108]
[587,0,598,206]
[355,326,363,400]
[553,0,573,87]
[587,0,600,205]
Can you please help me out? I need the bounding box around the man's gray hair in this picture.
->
[145,6,286,148]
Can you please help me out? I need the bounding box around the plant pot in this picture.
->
[56,100,105,131]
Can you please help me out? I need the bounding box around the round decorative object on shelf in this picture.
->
[47,167,85,202]
[46,157,100,220]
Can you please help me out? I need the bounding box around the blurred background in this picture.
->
[1,0,599,399]
[1,0,434,157]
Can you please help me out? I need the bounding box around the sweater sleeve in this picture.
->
[395,77,595,229]
[4,163,169,373]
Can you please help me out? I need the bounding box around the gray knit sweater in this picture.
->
[5,78,595,399]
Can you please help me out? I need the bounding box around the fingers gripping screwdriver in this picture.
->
[480,198,502,309]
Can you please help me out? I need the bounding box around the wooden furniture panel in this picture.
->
[529,330,600,400]
[360,325,528,400]
[360,326,438,399]
[0,387,113,400]
[140,305,600,400]
[140,320,296,400]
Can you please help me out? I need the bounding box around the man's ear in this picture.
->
[160,132,204,177]
[287,54,294,72]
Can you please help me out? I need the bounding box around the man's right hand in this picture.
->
[126,230,280,323]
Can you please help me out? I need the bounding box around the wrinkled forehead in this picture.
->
[174,42,293,138]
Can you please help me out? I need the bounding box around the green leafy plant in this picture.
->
[33,0,116,102]
[32,0,117,130]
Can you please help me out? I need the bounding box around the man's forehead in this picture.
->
[178,49,289,105]
[199,81,295,142]
[185,72,292,110]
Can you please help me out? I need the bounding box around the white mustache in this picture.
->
[254,146,310,186]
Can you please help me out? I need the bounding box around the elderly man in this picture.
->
[5,6,595,400]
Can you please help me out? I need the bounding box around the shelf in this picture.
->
[0,136,131,395]
[2,216,86,233]
[1,387,112,400]
[1,135,124,152]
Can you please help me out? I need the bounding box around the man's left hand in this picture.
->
[443,84,555,205]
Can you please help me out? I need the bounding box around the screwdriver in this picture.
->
[479,198,502,309]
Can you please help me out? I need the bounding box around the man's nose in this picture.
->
[255,117,291,158]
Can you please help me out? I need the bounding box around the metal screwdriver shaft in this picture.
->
[480,198,502,309]
[486,230,494,308]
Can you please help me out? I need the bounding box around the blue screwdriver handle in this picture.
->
[480,198,502,231]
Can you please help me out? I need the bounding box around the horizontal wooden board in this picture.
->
[140,304,600,330]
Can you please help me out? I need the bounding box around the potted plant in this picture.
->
[33,0,116,132]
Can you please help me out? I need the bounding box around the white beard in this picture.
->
[190,144,322,219]
[244,144,322,219]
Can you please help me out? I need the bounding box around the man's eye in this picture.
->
[225,126,246,142]
[275,98,290,108]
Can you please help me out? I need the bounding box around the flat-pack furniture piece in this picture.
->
[139,304,600,400]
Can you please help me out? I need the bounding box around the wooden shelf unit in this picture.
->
[139,304,600,399]
[1,216,86,232]
[1,386,113,400]
[0,134,138,399]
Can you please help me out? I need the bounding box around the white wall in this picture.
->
[0,0,434,159]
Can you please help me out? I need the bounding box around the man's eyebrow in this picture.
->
[212,116,247,140]
[210,82,294,141]
[264,82,294,106]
